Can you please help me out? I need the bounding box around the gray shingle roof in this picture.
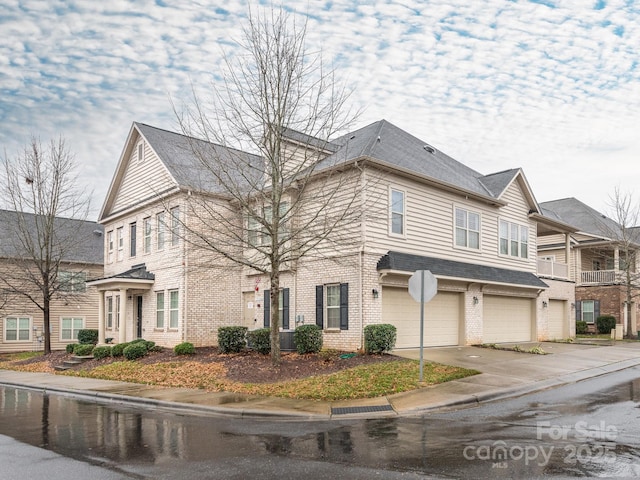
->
[0,209,104,264]
[92,263,155,282]
[539,198,622,239]
[377,251,548,289]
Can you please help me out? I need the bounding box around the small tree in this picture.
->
[1,136,91,354]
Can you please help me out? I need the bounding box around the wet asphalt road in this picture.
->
[1,366,640,479]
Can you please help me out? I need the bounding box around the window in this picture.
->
[263,288,290,329]
[315,283,348,330]
[390,189,405,235]
[499,220,528,258]
[156,292,165,328]
[5,317,31,341]
[61,317,84,341]
[248,215,261,247]
[130,222,137,257]
[169,290,179,329]
[170,207,180,246]
[106,296,113,329]
[157,212,165,250]
[115,295,120,330]
[248,203,289,247]
[59,271,87,293]
[138,142,144,163]
[116,227,124,261]
[455,208,480,249]
[582,300,595,324]
[107,230,114,262]
[144,217,152,253]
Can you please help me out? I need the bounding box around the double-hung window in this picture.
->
[107,231,114,263]
[59,271,87,293]
[455,208,480,249]
[130,222,137,257]
[248,202,289,247]
[106,296,113,329]
[390,188,405,236]
[315,283,349,330]
[499,220,529,258]
[169,290,179,329]
[144,217,151,253]
[170,207,180,246]
[116,227,124,261]
[157,212,165,250]
[581,300,595,324]
[5,317,31,341]
[61,317,84,341]
[156,292,165,328]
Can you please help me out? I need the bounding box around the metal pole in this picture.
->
[419,269,424,382]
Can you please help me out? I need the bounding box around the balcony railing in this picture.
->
[580,270,618,285]
[537,259,569,280]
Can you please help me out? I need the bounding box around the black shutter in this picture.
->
[594,300,600,320]
[282,288,290,329]
[339,283,349,330]
[316,285,324,328]
[264,289,270,327]
[575,300,581,321]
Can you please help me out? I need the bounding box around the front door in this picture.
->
[136,296,143,339]
[243,291,257,329]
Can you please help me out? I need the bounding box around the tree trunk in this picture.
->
[43,297,51,355]
[269,270,281,366]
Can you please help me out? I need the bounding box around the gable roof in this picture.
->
[539,198,622,240]
[377,251,548,289]
[0,209,104,264]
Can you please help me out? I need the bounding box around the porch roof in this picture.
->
[87,263,155,290]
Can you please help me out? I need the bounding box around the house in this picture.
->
[538,197,640,335]
[0,209,104,352]
[88,119,576,350]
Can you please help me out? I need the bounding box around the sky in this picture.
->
[1,0,639,220]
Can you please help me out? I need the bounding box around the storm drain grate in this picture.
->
[331,404,394,415]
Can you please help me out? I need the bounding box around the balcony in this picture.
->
[537,259,568,280]
[580,270,619,285]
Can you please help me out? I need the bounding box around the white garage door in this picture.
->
[382,287,460,348]
[483,295,532,343]
[547,300,566,340]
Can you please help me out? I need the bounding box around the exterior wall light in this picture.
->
[542,300,548,308]
[372,288,379,299]
[473,296,479,305]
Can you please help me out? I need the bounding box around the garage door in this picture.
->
[547,300,566,340]
[483,295,532,343]
[382,287,460,348]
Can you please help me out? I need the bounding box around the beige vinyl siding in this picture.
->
[364,168,538,273]
[112,140,175,214]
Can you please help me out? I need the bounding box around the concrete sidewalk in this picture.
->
[1,342,639,420]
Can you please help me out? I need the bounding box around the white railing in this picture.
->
[537,259,569,280]
[580,270,618,285]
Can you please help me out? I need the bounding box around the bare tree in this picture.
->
[604,187,640,338]
[1,136,91,354]
[174,7,361,365]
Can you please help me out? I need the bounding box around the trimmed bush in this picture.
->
[77,329,99,345]
[92,346,112,359]
[111,342,130,357]
[131,339,156,351]
[597,315,617,334]
[294,324,323,354]
[123,342,148,360]
[66,343,76,354]
[218,326,248,354]
[73,344,94,356]
[174,342,195,355]
[364,324,397,354]
[576,321,588,335]
[247,328,271,355]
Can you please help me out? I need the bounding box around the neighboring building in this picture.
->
[0,210,104,352]
[89,119,576,350]
[539,197,640,335]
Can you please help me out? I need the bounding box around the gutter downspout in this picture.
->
[358,165,367,351]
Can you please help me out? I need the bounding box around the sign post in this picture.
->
[408,270,437,382]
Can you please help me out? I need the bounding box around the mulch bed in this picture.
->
[6,347,402,384]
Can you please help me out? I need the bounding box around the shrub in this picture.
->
[123,342,148,360]
[73,344,94,356]
[77,329,99,345]
[111,342,130,357]
[92,346,112,359]
[174,342,195,355]
[597,315,617,334]
[364,324,397,354]
[131,339,156,351]
[294,324,323,354]
[65,343,76,354]
[247,328,271,355]
[218,326,248,354]
[576,321,588,335]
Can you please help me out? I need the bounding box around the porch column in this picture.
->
[119,288,128,344]
[564,234,571,272]
[614,247,620,273]
[98,291,105,344]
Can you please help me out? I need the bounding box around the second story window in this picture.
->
[171,207,180,246]
[144,217,151,253]
[138,142,144,163]
[499,220,529,259]
[130,222,137,257]
[157,212,165,250]
[390,188,405,236]
[107,230,114,263]
[455,208,480,249]
[59,271,87,293]
[116,227,124,261]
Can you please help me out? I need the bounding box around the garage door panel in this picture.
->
[547,300,565,339]
[382,287,460,348]
[483,295,532,343]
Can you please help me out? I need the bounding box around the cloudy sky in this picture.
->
[1,0,639,219]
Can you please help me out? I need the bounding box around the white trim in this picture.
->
[388,186,406,238]
[4,316,32,342]
[453,205,481,251]
[60,316,85,342]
